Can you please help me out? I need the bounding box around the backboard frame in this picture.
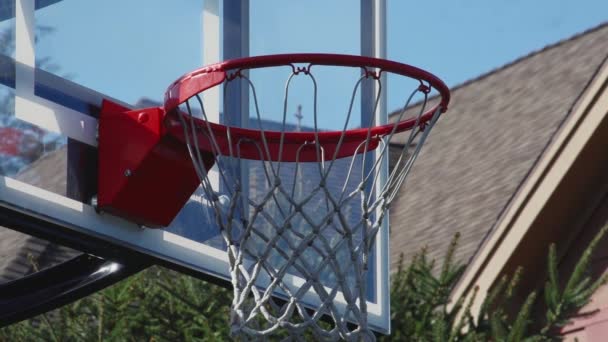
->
[0,0,392,334]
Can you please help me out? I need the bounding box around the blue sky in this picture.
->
[32,0,608,128]
[388,1,608,88]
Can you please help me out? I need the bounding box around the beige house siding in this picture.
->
[559,189,608,341]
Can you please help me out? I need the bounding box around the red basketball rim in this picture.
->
[163,53,450,161]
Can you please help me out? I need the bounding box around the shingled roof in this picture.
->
[0,149,79,284]
[388,23,608,270]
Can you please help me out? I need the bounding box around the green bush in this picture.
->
[0,267,232,341]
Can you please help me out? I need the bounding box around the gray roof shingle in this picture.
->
[0,148,79,284]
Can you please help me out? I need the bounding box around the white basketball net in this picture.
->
[175,64,442,341]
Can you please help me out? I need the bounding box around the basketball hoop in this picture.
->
[98,53,450,340]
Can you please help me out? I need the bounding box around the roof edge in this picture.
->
[389,21,608,117]
[445,22,608,95]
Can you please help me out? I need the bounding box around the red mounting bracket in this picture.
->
[97,100,213,228]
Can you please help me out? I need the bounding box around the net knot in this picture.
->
[291,64,311,75]
[226,70,243,81]
[364,69,381,80]
[418,83,431,94]
[419,121,429,132]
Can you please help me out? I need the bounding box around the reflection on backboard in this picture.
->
[0,0,405,335]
